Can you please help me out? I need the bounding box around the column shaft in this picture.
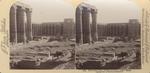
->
[91,10,98,42]
[82,8,91,44]
[16,6,26,43]
[10,6,17,44]
[76,7,83,44]
[26,9,32,41]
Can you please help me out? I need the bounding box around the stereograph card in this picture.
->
[0,0,150,73]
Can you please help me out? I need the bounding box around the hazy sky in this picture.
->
[20,0,141,24]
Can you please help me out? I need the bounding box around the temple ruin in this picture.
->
[76,3,98,44]
[10,2,32,44]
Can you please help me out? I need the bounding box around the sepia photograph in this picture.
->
[10,0,76,69]
[9,0,141,70]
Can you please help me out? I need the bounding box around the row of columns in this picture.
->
[10,5,32,44]
[106,24,128,37]
[34,23,62,36]
[97,21,140,39]
[76,4,98,44]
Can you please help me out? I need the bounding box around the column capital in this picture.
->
[26,8,32,13]
[91,9,97,14]
[82,7,91,13]
[11,5,17,10]
[16,6,26,12]
[76,6,83,11]
[10,5,17,15]
[76,6,83,14]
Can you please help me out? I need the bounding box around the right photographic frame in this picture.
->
[75,0,141,70]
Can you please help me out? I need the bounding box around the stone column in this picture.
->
[48,24,50,36]
[91,9,98,42]
[50,24,52,36]
[82,7,92,44]
[16,6,26,43]
[10,6,17,44]
[76,7,83,44]
[26,8,32,41]
[52,24,55,36]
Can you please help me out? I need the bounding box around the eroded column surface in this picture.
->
[82,7,92,44]
[10,6,17,44]
[16,6,26,43]
[91,9,98,42]
[26,8,32,41]
[76,7,83,44]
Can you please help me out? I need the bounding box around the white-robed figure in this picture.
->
[47,50,53,61]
